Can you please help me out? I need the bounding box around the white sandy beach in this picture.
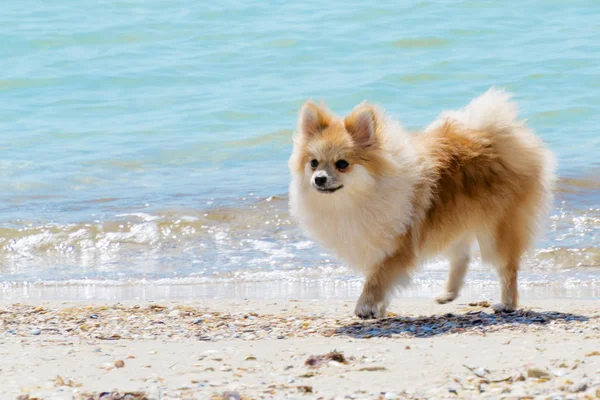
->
[1,298,599,399]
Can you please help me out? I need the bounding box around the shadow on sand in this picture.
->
[336,309,590,338]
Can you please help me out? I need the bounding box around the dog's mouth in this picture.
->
[316,185,343,194]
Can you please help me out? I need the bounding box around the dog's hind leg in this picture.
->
[483,208,534,313]
[435,236,473,304]
[492,257,520,313]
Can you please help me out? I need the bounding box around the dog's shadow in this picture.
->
[335,309,590,338]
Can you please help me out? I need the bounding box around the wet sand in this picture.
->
[2,298,599,399]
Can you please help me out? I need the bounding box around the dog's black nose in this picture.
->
[314,176,327,187]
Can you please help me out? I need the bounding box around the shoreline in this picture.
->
[2,270,600,303]
[2,298,599,399]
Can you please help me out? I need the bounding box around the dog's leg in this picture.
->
[489,213,530,313]
[354,271,395,320]
[435,237,472,304]
[492,258,519,312]
[355,242,415,319]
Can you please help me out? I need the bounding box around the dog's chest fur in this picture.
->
[290,180,416,273]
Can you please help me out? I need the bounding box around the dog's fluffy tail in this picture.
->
[426,87,519,134]
[458,87,519,134]
[427,88,557,248]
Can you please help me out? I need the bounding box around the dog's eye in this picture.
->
[310,159,319,168]
[335,160,349,170]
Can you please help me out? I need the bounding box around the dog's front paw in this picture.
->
[435,291,458,304]
[354,297,387,319]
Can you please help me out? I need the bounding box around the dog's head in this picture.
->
[289,101,395,197]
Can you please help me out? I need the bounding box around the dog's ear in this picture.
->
[344,103,380,147]
[298,101,332,137]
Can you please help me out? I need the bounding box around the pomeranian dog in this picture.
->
[289,89,555,319]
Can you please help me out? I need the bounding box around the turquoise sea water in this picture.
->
[1,1,599,300]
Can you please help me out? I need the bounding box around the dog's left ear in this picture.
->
[344,103,380,147]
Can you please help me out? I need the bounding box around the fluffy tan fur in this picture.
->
[289,89,555,319]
